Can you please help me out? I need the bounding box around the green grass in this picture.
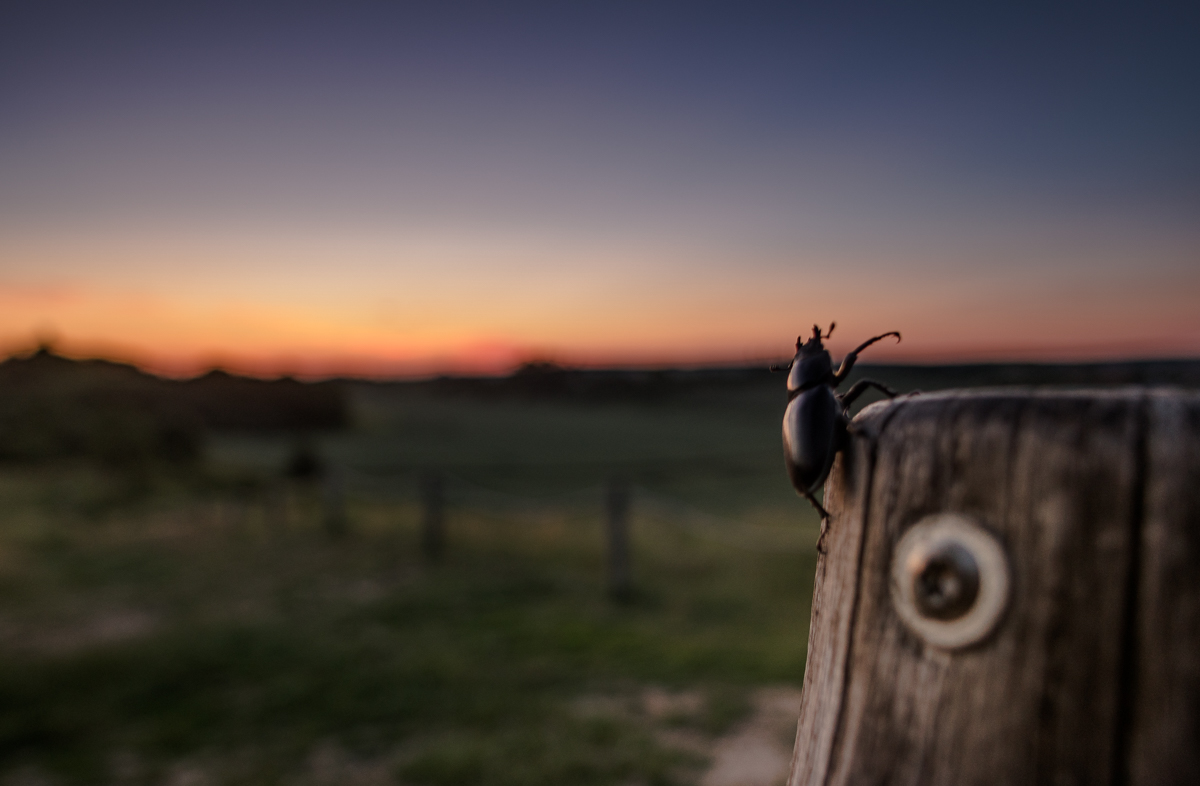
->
[0,384,820,785]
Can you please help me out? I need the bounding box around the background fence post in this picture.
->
[606,478,632,601]
[322,470,348,538]
[420,470,445,562]
[265,481,290,533]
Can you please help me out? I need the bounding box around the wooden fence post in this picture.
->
[322,470,348,538]
[420,471,445,562]
[266,482,290,533]
[606,478,632,601]
[788,389,1200,786]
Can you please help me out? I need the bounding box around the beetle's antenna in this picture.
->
[826,322,836,339]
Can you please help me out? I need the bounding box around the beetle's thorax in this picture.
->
[787,331,834,394]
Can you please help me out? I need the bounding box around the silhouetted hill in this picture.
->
[410,361,758,402]
[3,349,1196,466]
[361,357,1200,403]
[174,370,347,431]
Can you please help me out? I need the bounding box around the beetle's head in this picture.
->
[795,323,834,358]
[788,323,835,392]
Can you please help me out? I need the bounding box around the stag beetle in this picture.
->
[776,323,901,529]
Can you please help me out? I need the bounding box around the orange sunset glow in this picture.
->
[3,4,1198,377]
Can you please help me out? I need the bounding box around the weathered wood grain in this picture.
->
[788,399,900,785]
[788,389,1182,785]
[1130,392,1200,785]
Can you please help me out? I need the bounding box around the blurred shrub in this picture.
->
[285,441,325,482]
[0,349,346,468]
[0,392,200,468]
[176,370,346,431]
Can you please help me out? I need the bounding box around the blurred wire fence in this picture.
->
[157,467,813,558]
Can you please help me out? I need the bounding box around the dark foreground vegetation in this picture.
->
[0,350,1196,784]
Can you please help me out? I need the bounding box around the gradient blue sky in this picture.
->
[2,2,1197,375]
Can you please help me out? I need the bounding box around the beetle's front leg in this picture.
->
[831,331,901,386]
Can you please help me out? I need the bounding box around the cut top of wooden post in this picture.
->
[789,389,1200,786]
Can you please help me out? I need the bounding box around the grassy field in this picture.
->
[0,380,821,785]
[7,355,1197,785]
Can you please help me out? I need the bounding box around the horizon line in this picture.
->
[6,344,1200,385]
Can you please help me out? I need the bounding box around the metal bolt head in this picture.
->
[910,541,980,621]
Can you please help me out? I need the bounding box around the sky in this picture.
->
[1,2,1198,377]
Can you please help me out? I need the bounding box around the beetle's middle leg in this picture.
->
[838,379,898,408]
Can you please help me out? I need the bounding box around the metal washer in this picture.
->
[890,513,1010,649]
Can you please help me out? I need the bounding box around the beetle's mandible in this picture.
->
[775,323,901,541]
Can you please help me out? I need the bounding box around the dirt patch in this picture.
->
[699,687,802,786]
[572,684,802,786]
[642,686,706,721]
[298,742,395,786]
[0,608,157,654]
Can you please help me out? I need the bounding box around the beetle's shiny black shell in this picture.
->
[782,385,839,493]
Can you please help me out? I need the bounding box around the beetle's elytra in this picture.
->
[776,323,901,538]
